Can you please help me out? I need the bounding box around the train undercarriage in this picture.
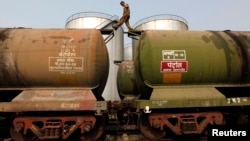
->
[0,86,250,140]
[1,106,249,141]
[1,107,250,140]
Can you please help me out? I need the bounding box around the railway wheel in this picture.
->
[79,116,105,141]
[10,126,37,141]
[140,114,167,140]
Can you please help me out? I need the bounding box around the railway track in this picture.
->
[1,134,208,141]
[104,134,208,141]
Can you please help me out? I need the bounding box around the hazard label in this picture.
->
[161,61,188,73]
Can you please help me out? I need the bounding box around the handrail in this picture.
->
[95,15,119,29]
[65,11,118,27]
[133,14,188,28]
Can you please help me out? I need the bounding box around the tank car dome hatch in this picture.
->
[65,12,124,101]
[133,14,189,30]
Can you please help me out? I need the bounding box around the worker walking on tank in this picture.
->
[112,1,133,31]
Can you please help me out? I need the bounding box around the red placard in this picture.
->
[161,61,188,72]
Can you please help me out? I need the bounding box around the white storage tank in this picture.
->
[124,43,133,60]
[133,14,188,30]
[65,12,124,101]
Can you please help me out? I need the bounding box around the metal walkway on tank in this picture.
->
[98,17,143,41]
[100,28,143,36]
[125,30,144,40]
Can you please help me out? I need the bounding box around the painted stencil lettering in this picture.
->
[49,39,83,74]
[161,50,188,73]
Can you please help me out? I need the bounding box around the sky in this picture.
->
[1,0,250,43]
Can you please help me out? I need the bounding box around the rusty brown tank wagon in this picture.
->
[0,28,108,141]
[0,28,109,89]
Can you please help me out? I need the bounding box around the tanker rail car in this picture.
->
[0,28,109,141]
[117,30,250,140]
[0,28,250,141]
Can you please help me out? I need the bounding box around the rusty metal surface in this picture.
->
[12,89,96,102]
[148,112,223,135]
[12,116,96,140]
[0,90,107,112]
[0,28,109,89]
[0,101,106,112]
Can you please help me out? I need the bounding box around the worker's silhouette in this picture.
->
[113,1,133,30]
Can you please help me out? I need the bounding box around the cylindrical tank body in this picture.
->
[65,12,123,101]
[229,31,250,82]
[117,61,140,99]
[134,30,250,98]
[0,28,109,98]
